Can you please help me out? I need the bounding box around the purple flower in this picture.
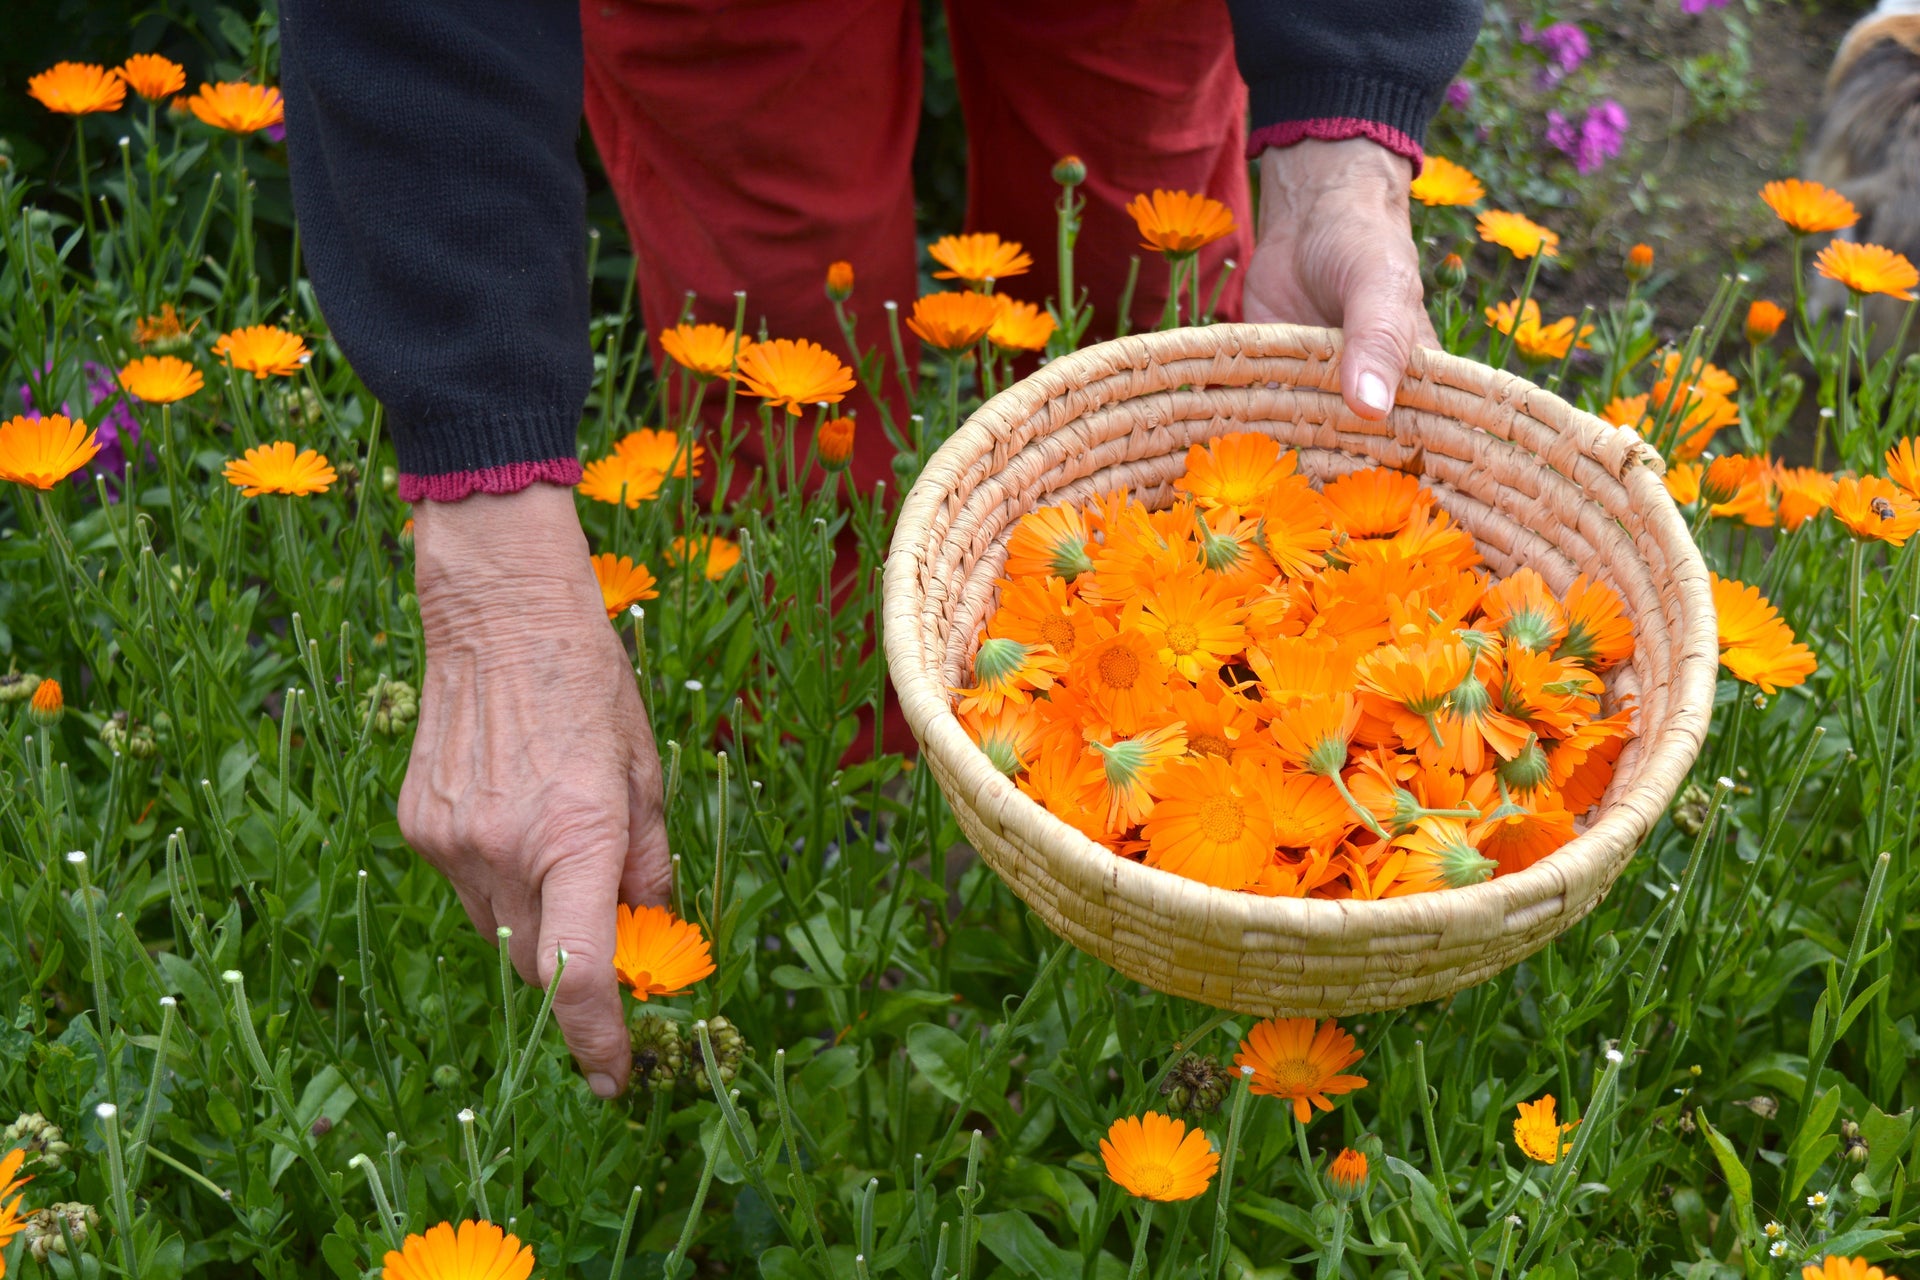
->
[1546,100,1631,175]
[1445,80,1474,112]
[1523,21,1591,74]
[1681,0,1728,13]
[264,122,286,143]
[18,360,143,498]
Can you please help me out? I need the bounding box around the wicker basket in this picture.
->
[882,323,1718,1017]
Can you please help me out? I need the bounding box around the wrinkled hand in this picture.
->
[1243,137,1439,420]
[403,485,671,1098]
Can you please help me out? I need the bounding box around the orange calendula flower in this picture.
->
[954,636,1069,716]
[0,1148,29,1262]
[222,441,336,496]
[1814,240,1920,301]
[1327,1148,1370,1197]
[1073,630,1173,736]
[117,354,204,403]
[1233,1017,1368,1123]
[578,455,663,507]
[990,575,1092,659]
[815,416,856,470]
[733,338,856,413]
[614,427,702,479]
[1480,567,1568,652]
[660,323,751,379]
[962,702,1043,777]
[213,325,310,378]
[27,62,125,114]
[613,903,716,1000]
[382,1220,534,1280]
[1099,1112,1219,1202]
[1005,503,1096,582]
[1176,432,1296,513]
[1699,454,1774,526]
[1476,209,1559,259]
[988,297,1056,353]
[1126,189,1237,256]
[1663,458,1701,505]
[1409,155,1483,207]
[669,534,742,581]
[1513,1094,1578,1163]
[1355,637,1474,749]
[1267,692,1361,776]
[1626,243,1654,278]
[1557,574,1634,669]
[929,232,1033,284]
[120,54,186,100]
[1321,467,1425,538]
[1888,438,1920,501]
[1746,299,1787,343]
[592,553,659,618]
[1485,297,1592,363]
[0,414,102,489]
[1141,755,1275,890]
[1020,740,1112,843]
[29,677,66,726]
[1831,475,1920,545]
[186,81,284,133]
[134,303,197,349]
[1127,571,1248,681]
[1802,1258,1895,1280]
[1759,177,1858,234]
[906,291,1001,353]
[825,260,854,300]
[1079,725,1189,832]
[1774,465,1837,531]
[1711,574,1816,694]
[1392,817,1497,893]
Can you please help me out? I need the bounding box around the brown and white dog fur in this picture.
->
[1806,0,1920,351]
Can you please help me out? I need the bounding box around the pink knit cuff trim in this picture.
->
[1247,118,1425,174]
[398,458,583,503]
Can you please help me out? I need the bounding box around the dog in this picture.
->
[1805,0,1920,351]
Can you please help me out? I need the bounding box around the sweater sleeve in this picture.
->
[1224,0,1483,170]
[280,0,591,503]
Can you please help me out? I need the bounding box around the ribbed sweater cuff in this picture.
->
[1245,72,1436,169]
[391,408,582,503]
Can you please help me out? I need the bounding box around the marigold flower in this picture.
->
[28,678,65,727]
[1321,467,1424,538]
[660,323,751,379]
[1327,1148,1370,1198]
[1887,438,1920,501]
[825,260,854,301]
[613,427,702,479]
[1557,574,1635,669]
[1663,458,1701,505]
[906,291,1001,353]
[0,1148,28,1260]
[1485,297,1591,363]
[1476,209,1559,259]
[1831,475,1920,544]
[929,232,1032,285]
[953,636,1068,716]
[1392,817,1497,892]
[382,1220,534,1280]
[1759,177,1858,234]
[134,303,197,349]
[222,441,336,496]
[1746,299,1786,343]
[1626,242,1654,280]
[1126,189,1237,256]
[1072,630,1172,736]
[1005,503,1095,581]
[1176,432,1296,513]
[1409,155,1484,207]
[0,414,102,489]
[213,325,310,378]
[733,338,855,414]
[1086,724,1188,831]
[1774,465,1837,531]
[27,62,125,115]
[185,81,285,133]
[613,903,716,1000]
[1267,693,1361,776]
[962,703,1043,776]
[1140,755,1275,890]
[1711,574,1816,694]
[988,297,1056,353]
[1129,571,1247,681]
[1098,1112,1218,1202]
[120,54,186,100]
[117,355,203,404]
[578,455,662,507]
[815,416,856,471]
[668,534,742,581]
[592,553,659,618]
[1802,1258,1894,1280]
[1814,240,1919,301]
[1513,1094,1577,1163]
[1233,1017,1368,1123]
[1436,252,1468,292]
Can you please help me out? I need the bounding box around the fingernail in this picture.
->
[587,1072,618,1099]
[1358,371,1392,414]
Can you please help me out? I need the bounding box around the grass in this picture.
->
[1,21,1919,1280]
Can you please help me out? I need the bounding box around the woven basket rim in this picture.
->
[883,321,1717,938]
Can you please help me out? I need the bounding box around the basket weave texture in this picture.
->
[882,323,1718,1017]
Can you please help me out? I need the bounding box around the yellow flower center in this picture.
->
[1040,615,1076,654]
[1165,623,1200,656]
[1261,1057,1324,1092]
[1200,795,1246,844]
[1098,645,1140,689]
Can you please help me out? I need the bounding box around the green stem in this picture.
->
[1125,1200,1157,1280]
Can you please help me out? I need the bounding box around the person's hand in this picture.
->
[402,484,672,1098]
[1242,137,1440,421]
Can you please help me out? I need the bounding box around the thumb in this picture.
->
[536,855,631,1098]
[1336,250,1424,422]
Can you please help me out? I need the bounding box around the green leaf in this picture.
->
[1787,1085,1842,1199]
[321,1232,362,1280]
[906,1022,972,1104]
[976,1210,1080,1280]
[1384,1155,1466,1265]
[1698,1115,1755,1242]
[1861,1105,1916,1191]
